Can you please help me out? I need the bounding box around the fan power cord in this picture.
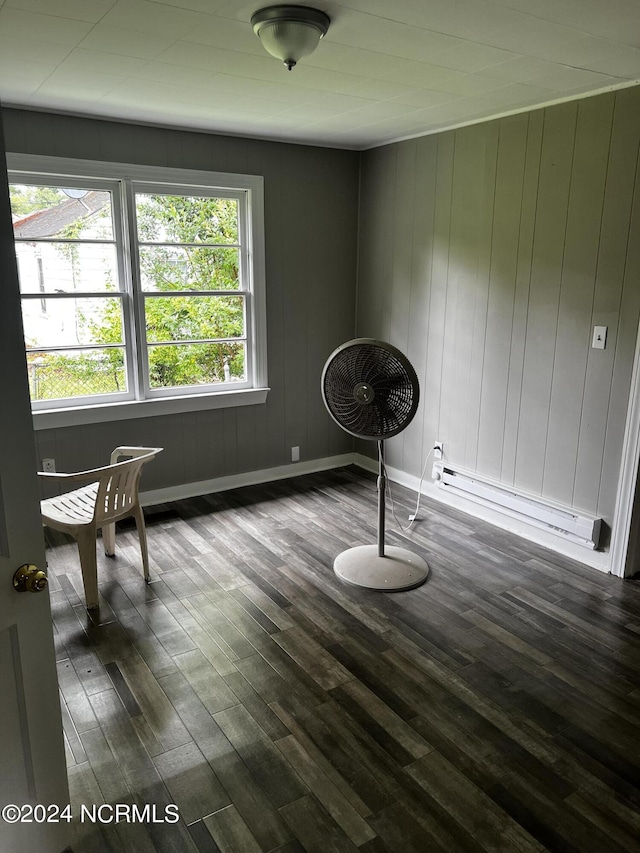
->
[408,446,435,525]
[380,445,434,533]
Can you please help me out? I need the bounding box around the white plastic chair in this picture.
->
[39,446,162,609]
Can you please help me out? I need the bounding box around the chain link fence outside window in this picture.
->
[27,357,124,401]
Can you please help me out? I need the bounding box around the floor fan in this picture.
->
[321,338,429,591]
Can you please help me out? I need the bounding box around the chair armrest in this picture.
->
[37,470,102,484]
[110,446,163,464]
[37,447,162,483]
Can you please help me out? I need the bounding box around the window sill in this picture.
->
[32,387,270,431]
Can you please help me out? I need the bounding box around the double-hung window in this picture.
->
[7,155,267,427]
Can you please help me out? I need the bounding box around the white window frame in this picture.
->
[7,154,268,430]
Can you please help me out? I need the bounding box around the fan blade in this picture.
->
[373,372,410,389]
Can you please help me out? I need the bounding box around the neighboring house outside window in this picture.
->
[7,155,267,428]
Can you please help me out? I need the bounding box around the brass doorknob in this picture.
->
[13,564,48,593]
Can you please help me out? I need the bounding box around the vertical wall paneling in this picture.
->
[355,150,380,339]
[463,122,499,472]
[600,134,640,519]
[52,113,101,162]
[542,95,613,509]
[3,109,359,491]
[476,114,528,481]
[514,103,578,496]
[222,408,239,477]
[424,132,454,458]
[380,145,398,345]
[357,90,640,534]
[235,405,257,476]
[404,135,438,476]
[306,153,357,463]
[133,124,169,168]
[440,126,486,465]
[590,88,640,519]
[180,411,200,485]
[356,145,397,341]
[195,409,227,489]
[387,140,416,470]
[389,141,415,351]
[34,430,58,480]
[97,119,138,166]
[132,416,177,488]
[280,148,310,466]
[500,111,543,486]
[21,111,53,156]
[262,147,287,473]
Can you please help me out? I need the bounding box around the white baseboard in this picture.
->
[140,453,356,507]
[353,453,611,574]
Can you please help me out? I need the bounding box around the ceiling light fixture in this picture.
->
[251,5,330,71]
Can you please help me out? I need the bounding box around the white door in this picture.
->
[0,122,70,852]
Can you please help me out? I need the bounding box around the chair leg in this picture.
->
[102,522,116,557]
[77,528,99,609]
[132,505,151,582]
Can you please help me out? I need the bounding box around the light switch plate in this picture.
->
[592,326,607,349]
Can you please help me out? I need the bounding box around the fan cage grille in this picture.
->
[322,340,419,439]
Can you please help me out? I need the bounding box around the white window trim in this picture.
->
[6,154,269,429]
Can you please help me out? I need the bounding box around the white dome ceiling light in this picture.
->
[251,5,330,71]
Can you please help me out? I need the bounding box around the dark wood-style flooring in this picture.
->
[46,466,640,853]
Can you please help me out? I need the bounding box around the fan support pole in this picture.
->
[377,440,386,558]
[333,440,429,592]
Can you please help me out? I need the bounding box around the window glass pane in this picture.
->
[8,161,262,411]
[22,296,124,349]
[10,185,114,240]
[139,246,240,291]
[145,295,244,343]
[148,342,245,389]
[26,348,126,401]
[135,193,238,245]
[15,242,119,293]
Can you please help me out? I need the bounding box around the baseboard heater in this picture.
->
[434,464,602,549]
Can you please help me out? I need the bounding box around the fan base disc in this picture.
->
[334,544,428,591]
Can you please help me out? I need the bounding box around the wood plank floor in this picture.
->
[45,466,640,853]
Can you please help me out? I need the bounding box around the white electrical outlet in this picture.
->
[434,441,443,460]
[42,458,56,473]
[291,446,300,462]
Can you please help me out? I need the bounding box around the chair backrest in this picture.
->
[94,447,161,526]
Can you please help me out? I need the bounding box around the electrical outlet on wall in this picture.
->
[42,458,56,473]
[433,441,443,460]
[291,446,300,462]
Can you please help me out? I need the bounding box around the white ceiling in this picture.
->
[1,0,640,150]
